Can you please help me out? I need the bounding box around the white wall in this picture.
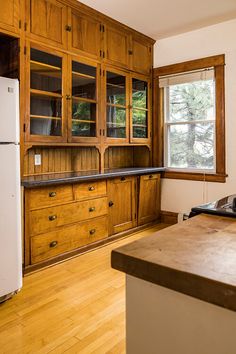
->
[154,18,236,214]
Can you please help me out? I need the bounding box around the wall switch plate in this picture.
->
[34,154,41,166]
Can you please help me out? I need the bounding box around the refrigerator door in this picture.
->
[0,77,19,144]
[0,144,22,297]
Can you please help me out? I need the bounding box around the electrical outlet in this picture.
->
[34,154,41,166]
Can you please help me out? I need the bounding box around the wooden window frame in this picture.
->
[153,54,226,183]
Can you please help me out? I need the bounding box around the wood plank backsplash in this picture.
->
[23,147,100,176]
[23,146,151,176]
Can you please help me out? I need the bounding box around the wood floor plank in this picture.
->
[0,224,168,353]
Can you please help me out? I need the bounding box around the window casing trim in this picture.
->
[153,54,226,183]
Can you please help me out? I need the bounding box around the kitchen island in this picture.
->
[111,214,236,354]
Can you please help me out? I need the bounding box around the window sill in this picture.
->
[162,170,227,183]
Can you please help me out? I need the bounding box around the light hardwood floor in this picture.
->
[0,224,168,354]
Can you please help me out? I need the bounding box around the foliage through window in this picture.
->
[163,71,215,171]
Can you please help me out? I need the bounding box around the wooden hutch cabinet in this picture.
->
[0,0,161,272]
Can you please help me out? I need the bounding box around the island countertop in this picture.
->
[21,167,165,188]
[111,213,236,312]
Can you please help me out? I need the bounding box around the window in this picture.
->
[153,55,226,182]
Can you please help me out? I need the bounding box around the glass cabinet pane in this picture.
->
[132,78,148,139]
[106,71,126,138]
[71,61,97,138]
[30,48,63,137]
[107,106,126,138]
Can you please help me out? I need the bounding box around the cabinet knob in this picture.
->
[109,201,114,207]
[121,176,126,181]
[49,192,56,197]
[88,186,95,191]
[65,25,72,32]
[49,240,58,248]
[89,207,95,212]
[49,215,57,221]
[149,175,153,179]
[89,229,96,236]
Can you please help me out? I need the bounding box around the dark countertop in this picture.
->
[111,214,236,312]
[21,167,165,188]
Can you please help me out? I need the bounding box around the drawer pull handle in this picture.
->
[109,201,114,207]
[49,215,57,221]
[89,207,95,212]
[89,229,96,235]
[88,186,95,191]
[49,240,58,248]
[121,176,126,181]
[49,192,56,197]
[149,175,153,179]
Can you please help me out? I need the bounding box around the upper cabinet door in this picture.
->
[68,9,101,61]
[25,44,68,143]
[0,0,20,35]
[130,75,151,144]
[104,24,130,69]
[68,57,100,143]
[104,67,129,144]
[26,0,67,49]
[131,35,152,75]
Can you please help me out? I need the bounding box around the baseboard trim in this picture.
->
[160,210,178,225]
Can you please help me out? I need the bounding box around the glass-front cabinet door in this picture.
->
[105,68,129,143]
[69,58,99,142]
[27,45,67,142]
[130,76,151,143]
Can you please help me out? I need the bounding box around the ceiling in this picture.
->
[79,0,236,39]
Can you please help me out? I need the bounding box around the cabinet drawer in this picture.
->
[30,197,108,236]
[31,216,108,264]
[74,181,107,200]
[28,185,73,209]
[141,173,160,182]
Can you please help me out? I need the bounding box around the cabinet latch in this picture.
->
[65,25,72,32]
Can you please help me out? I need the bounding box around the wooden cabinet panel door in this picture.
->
[131,36,152,75]
[69,9,101,60]
[138,174,160,225]
[0,0,20,34]
[27,0,67,48]
[104,25,130,69]
[107,176,137,235]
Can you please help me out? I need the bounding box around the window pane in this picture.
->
[107,106,126,138]
[107,72,126,106]
[30,49,62,94]
[31,95,62,118]
[72,61,96,100]
[72,121,96,137]
[30,118,61,136]
[72,100,96,122]
[168,122,214,169]
[132,109,147,138]
[168,80,215,123]
[132,79,148,109]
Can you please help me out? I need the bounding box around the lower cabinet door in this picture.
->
[31,215,108,264]
[107,176,137,235]
[138,174,160,225]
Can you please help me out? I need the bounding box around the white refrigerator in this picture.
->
[0,77,22,303]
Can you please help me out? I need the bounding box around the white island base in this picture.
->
[126,275,236,354]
